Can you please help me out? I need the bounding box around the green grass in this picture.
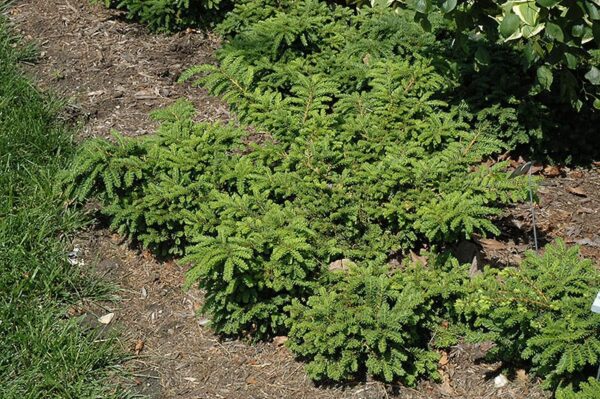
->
[0,14,129,399]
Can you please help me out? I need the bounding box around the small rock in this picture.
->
[198,317,210,327]
[328,258,356,273]
[494,374,509,388]
[98,312,115,325]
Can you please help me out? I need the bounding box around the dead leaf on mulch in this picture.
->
[134,339,145,355]
[566,186,587,197]
[410,250,428,266]
[439,369,455,396]
[439,351,449,366]
[543,165,561,177]
[570,170,584,179]
[516,369,528,384]
[529,164,543,175]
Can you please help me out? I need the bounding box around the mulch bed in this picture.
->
[9,1,598,397]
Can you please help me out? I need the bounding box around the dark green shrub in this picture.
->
[556,378,600,399]
[67,0,529,340]
[286,256,470,385]
[65,91,526,338]
[100,0,231,31]
[182,205,323,337]
[458,240,600,393]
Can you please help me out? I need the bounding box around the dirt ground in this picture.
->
[8,0,599,398]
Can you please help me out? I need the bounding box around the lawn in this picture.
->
[0,14,127,399]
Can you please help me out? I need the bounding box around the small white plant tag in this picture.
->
[592,291,600,314]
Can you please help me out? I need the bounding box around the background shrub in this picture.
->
[100,0,232,31]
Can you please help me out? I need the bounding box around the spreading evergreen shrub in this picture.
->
[287,256,470,385]
[457,240,600,393]
[66,0,529,340]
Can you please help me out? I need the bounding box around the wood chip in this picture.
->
[134,89,158,100]
[87,89,105,96]
[566,186,587,197]
[478,238,507,251]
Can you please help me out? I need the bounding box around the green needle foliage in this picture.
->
[287,257,470,385]
[65,81,527,336]
[67,0,527,341]
[557,378,600,399]
[458,240,600,394]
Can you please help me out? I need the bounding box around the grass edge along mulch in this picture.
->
[0,11,133,399]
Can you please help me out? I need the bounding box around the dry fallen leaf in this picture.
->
[246,376,257,385]
[566,186,587,197]
[570,170,584,179]
[516,369,528,383]
[438,351,449,366]
[543,165,561,177]
[409,250,428,266]
[439,369,455,395]
[529,164,543,175]
[98,312,115,325]
[134,339,145,355]
[273,336,288,346]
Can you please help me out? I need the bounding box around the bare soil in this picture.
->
[9,1,599,398]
